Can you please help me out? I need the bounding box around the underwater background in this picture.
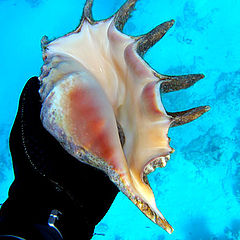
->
[0,0,240,239]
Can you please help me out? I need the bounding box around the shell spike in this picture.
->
[136,19,175,56]
[83,0,94,22]
[41,35,49,54]
[168,106,210,127]
[159,73,205,93]
[113,0,138,31]
[132,195,174,234]
[75,0,94,32]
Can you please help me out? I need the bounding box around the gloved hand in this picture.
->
[0,77,119,240]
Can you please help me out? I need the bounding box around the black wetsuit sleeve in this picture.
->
[0,77,118,240]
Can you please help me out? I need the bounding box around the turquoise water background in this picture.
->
[0,0,240,239]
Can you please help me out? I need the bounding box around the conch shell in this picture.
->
[39,0,209,234]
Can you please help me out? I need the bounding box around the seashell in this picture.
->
[39,0,210,234]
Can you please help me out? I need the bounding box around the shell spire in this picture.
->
[39,0,209,235]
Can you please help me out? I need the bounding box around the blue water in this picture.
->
[0,0,240,239]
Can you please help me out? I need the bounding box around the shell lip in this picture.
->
[142,153,171,176]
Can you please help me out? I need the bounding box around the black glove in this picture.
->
[0,77,119,240]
